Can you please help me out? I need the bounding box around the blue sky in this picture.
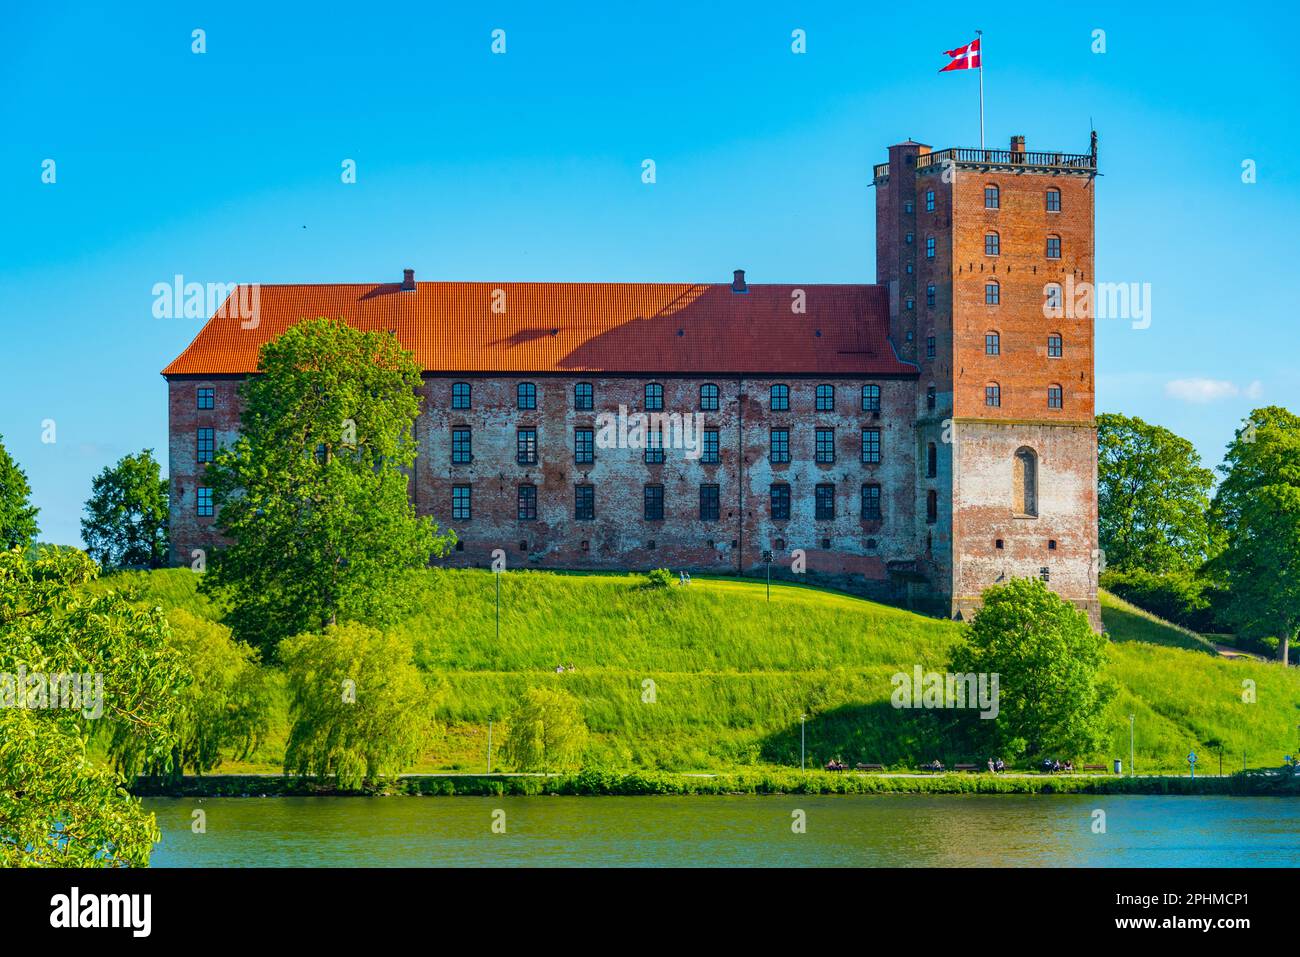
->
[3,2,1296,546]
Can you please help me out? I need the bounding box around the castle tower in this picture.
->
[874,134,1101,628]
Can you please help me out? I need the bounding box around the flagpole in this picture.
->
[976,30,984,150]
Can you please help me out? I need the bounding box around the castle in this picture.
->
[163,134,1101,626]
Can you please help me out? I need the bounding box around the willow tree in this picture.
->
[201,319,454,654]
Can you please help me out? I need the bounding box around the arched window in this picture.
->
[1047,334,1063,358]
[1013,447,1038,517]
[1046,235,1061,259]
[985,280,1000,305]
[1044,283,1063,316]
[985,331,1000,356]
[985,231,1000,256]
[985,184,1000,209]
[985,382,1001,407]
[1047,384,1063,409]
[925,236,936,258]
[699,383,719,411]
[1046,188,1061,212]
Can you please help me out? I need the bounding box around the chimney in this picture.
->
[731,269,748,293]
[1010,135,1026,155]
[401,268,416,291]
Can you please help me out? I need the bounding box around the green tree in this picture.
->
[201,319,454,653]
[280,622,433,789]
[500,686,589,772]
[1209,407,1300,666]
[0,547,187,866]
[81,449,169,570]
[0,435,40,550]
[1097,413,1214,573]
[950,578,1115,760]
[107,608,273,782]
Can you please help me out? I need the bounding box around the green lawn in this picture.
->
[100,568,1300,776]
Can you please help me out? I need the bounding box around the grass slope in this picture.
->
[101,569,1300,775]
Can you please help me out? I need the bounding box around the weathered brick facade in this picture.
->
[165,134,1101,625]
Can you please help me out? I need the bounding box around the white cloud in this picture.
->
[1163,378,1263,404]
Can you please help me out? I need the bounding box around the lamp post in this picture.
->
[800,713,807,772]
[487,720,493,773]
[1128,714,1135,777]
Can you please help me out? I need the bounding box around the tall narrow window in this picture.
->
[574,382,593,410]
[1046,235,1061,259]
[701,429,719,464]
[700,383,719,411]
[925,189,935,212]
[926,386,937,411]
[770,384,790,411]
[862,384,881,412]
[861,484,882,521]
[985,232,1000,256]
[985,281,1000,305]
[644,484,664,521]
[575,484,594,521]
[644,383,664,411]
[644,430,665,464]
[451,428,472,463]
[1047,334,1063,358]
[815,484,835,520]
[452,382,471,409]
[770,483,791,520]
[197,387,214,410]
[925,236,936,258]
[1014,447,1038,517]
[926,335,936,359]
[927,442,937,478]
[452,485,471,521]
[861,428,881,464]
[517,484,537,520]
[926,283,936,308]
[985,383,1001,407]
[575,427,594,464]
[1048,385,1063,409]
[699,484,720,522]
[1044,283,1063,313]
[196,428,214,464]
[517,382,537,409]
[985,184,1000,209]
[815,428,835,463]
[770,428,790,464]
[1046,188,1061,213]
[516,428,537,465]
[985,332,1000,356]
[197,487,214,517]
[926,489,938,524]
[816,384,835,411]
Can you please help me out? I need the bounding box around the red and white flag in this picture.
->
[940,37,981,72]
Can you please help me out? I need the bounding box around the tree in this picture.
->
[949,578,1115,760]
[108,608,273,782]
[1209,407,1300,666]
[1097,413,1214,573]
[500,686,589,773]
[0,547,187,866]
[81,449,169,570]
[280,622,433,789]
[201,319,454,654]
[0,435,40,550]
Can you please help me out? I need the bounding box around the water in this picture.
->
[145,795,1300,867]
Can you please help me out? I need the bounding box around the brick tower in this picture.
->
[874,133,1102,628]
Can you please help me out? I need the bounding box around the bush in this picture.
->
[500,687,588,772]
[643,567,675,589]
[1100,568,1227,633]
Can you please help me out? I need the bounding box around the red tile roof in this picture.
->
[161,281,914,377]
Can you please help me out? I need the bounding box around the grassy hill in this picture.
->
[99,569,1300,775]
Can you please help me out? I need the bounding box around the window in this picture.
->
[575,427,594,464]
[452,485,471,521]
[926,386,936,411]
[926,489,938,524]
[925,189,935,212]
[985,383,1001,407]
[985,281,1000,305]
[926,283,936,308]
[700,383,719,411]
[985,184,1000,209]
[906,297,914,311]
[861,428,881,464]
[314,443,327,465]
[904,199,914,214]
[699,484,720,521]
[1048,385,1063,409]
[574,382,593,410]
[927,442,938,478]
[701,429,720,464]
[1046,188,1061,213]
[815,428,835,464]
[905,232,914,245]
[862,384,881,412]
[452,382,471,409]
[1044,283,1063,313]
[770,483,791,520]
[197,487,214,517]
[770,428,790,464]
[575,484,594,521]
[1046,235,1061,259]
[1047,334,1063,358]
[816,384,835,411]
[770,384,789,411]
[197,387,214,410]
[517,382,536,409]
[926,335,936,359]
[815,484,835,520]
[644,431,665,464]
[1014,447,1038,517]
[644,484,664,521]
[196,428,214,464]
[925,236,936,258]
[645,383,664,411]
[517,484,537,520]
[452,428,472,463]
[1040,566,1051,582]
[516,428,537,465]
[985,332,1000,356]
[985,232,1000,256]
[861,484,882,521]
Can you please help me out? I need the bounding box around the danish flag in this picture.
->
[940,37,981,72]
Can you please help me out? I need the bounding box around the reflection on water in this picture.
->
[145,794,1300,868]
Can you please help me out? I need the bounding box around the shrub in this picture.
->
[500,687,588,772]
[643,567,675,589]
[1100,568,1227,633]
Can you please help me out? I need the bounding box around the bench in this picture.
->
[917,764,946,773]
[1082,764,1109,773]
[855,763,884,772]
[954,763,981,773]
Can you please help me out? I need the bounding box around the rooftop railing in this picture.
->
[916,147,1095,171]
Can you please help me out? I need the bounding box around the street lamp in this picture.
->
[1128,714,1135,777]
[800,713,807,771]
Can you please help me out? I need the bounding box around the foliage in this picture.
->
[0,547,186,866]
[0,435,40,551]
[1099,567,1227,634]
[280,622,433,789]
[107,608,273,781]
[500,686,589,772]
[80,449,169,570]
[1208,406,1300,665]
[200,318,454,655]
[950,578,1115,760]
[643,567,675,589]
[1097,413,1214,573]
